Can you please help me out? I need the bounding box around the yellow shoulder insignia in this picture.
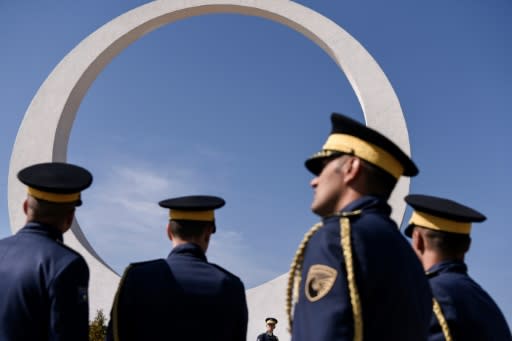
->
[341,209,362,218]
[305,264,338,302]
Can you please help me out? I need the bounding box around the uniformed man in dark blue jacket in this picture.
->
[404,194,512,341]
[257,317,279,341]
[0,162,93,341]
[287,113,432,341]
[106,195,248,341]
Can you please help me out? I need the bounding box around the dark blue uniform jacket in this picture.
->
[257,332,279,341]
[107,242,248,341]
[427,260,511,341]
[291,196,432,341]
[0,222,89,341]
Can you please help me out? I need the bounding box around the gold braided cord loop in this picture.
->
[112,264,133,341]
[340,216,363,341]
[286,222,323,332]
[433,298,453,341]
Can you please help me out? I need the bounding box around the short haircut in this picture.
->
[359,159,396,199]
[27,195,75,226]
[169,220,213,239]
[419,226,471,257]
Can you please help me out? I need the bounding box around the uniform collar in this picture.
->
[426,260,468,278]
[324,195,391,221]
[170,242,207,262]
[19,221,64,242]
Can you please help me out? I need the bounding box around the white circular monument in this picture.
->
[8,1,412,339]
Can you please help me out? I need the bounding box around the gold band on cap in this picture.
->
[28,187,80,203]
[170,210,214,221]
[323,134,404,179]
[410,211,471,235]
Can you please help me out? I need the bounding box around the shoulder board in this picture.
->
[56,240,86,259]
[210,263,241,281]
[129,258,166,268]
[341,209,362,218]
[426,270,440,278]
[119,259,167,279]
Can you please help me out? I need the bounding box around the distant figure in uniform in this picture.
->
[287,113,432,341]
[106,195,248,341]
[256,317,279,341]
[404,194,512,341]
[0,162,93,341]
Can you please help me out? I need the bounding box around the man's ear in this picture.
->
[167,223,174,242]
[343,156,362,183]
[465,236,472,253]
[203,225,214,243]
[23,199,28,214]
[65,208,75,228]
[412,228,425,255]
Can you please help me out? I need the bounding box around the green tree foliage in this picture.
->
[89,309,107,341]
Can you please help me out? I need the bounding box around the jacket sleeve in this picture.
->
[48,256,90,341]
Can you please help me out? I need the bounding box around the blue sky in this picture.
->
[1,0,510,325]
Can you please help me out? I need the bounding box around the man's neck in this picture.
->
[335,190,364,214]
[172,238,207,253]
[422,251,464,272]
[26,219,67,233]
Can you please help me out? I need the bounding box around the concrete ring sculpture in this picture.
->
[8,0,411,338]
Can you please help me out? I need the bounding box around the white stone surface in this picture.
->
[246,273,288,340]
[7,0,411,337]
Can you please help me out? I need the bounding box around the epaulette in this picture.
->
[122,259,168,277]
[340,209,363,218]
[425,269,439,278]
[328,209,363,221]
[56,240,86,259]
[210,263,242,281]
[128,259,165,268]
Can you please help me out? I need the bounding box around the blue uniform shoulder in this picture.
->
[123,259,166,275]
[129,259,165,268]
[353,208,396,229]
[210,263,243,283]
[119,259,169,290]
[15,225,86,264]
[322,209,362,229]
[54,240,86,260]
[429,271,470,297]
